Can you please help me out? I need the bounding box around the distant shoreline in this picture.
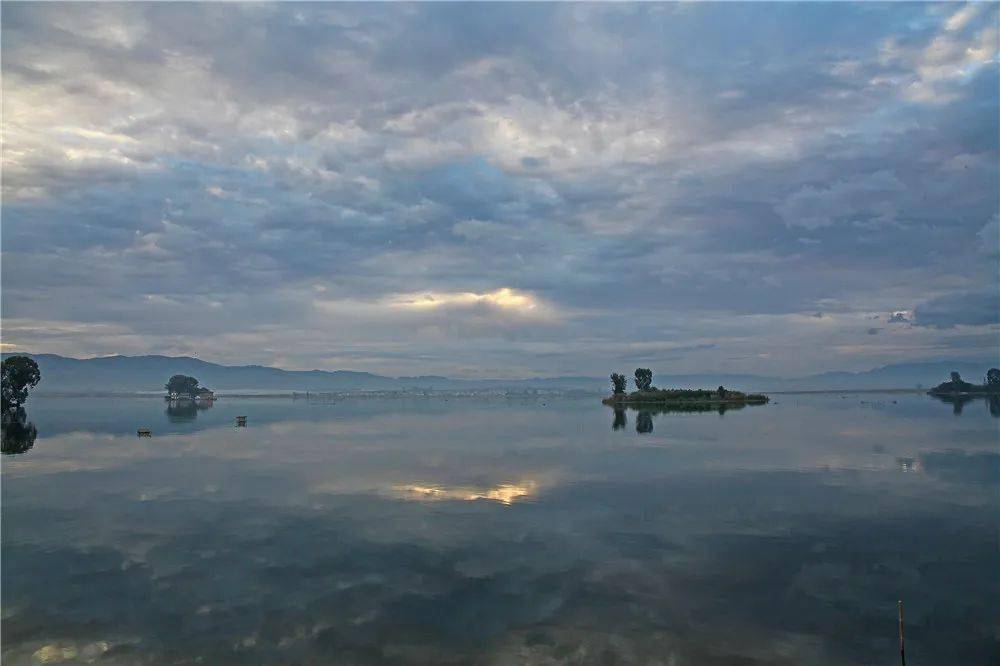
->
[31,387,944,399]
[765,388,928,395]
[31,389,602,400]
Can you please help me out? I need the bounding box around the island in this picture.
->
[602,369,769,408]
[927,369,1000,396]
[165,374,215,402]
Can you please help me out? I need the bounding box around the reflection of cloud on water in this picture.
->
[920,449,1000,486]
[395,481,537,505]
[4,462,997,664]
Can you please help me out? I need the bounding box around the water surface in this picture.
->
[3,394,998,664]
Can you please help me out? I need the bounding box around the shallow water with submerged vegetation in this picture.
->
[2,392,998,664]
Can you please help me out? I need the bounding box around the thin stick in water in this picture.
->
[898,600,906,666]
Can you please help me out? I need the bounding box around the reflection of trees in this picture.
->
[2,408,37,455]
[612,409,627,431]
[609,400,757,431]
[636,411,654,434]
[929,393,1000,417]
[929,393,974,415]
[622,402,747,415]
[166,399,212,422]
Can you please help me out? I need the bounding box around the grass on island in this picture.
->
[602,388,769,406]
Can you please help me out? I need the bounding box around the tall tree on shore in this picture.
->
[634,368,653,391]
[985,368,1000,388]
[610,373,628,395]
[2,356,41,413]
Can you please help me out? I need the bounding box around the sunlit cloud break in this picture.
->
[389,288,544,315]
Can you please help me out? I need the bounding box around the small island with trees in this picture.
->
[602,368,769,408]
[165,374,215,402]
[927,369,1000,396]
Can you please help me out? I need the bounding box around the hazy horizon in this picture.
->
[4,348,1000,384]
[2,3,998,377]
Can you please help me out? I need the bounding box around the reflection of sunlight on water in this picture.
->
[33,642,110,663]
[395,481,537,505]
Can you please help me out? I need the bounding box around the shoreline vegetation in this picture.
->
[926,369,1000,397]
[605,368,769,409]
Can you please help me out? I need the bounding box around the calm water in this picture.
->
[2,393,998,665]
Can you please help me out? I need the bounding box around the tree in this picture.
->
[985,368,1000,388]
[2,356,41,413]
[950,371,962,384]
[717,385,727,398]
[634,368,653,392]
[165,374,200,396]
[610,372,628,395]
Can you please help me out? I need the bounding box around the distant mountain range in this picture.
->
[2,353,996,394]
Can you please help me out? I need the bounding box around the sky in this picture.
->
[1,2,998,378]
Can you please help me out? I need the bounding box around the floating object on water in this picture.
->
[137,428,151,437]
[235,416,247,427]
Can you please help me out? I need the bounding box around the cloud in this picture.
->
[978,214,999,257]
[1,3,997,376]
[776,171,906,230]
[913,291,1000,329]
[388,288,545,316]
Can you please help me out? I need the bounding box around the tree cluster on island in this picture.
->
[605,368,769,406]
[927,369,1000,396]
[165,374,215,400]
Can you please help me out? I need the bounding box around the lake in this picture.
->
[2,393,998,664]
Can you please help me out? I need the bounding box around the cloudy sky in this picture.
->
[2,2,998,378]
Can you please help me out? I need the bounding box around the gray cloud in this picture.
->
[913,291,1000,329]
[1,3,998,375]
